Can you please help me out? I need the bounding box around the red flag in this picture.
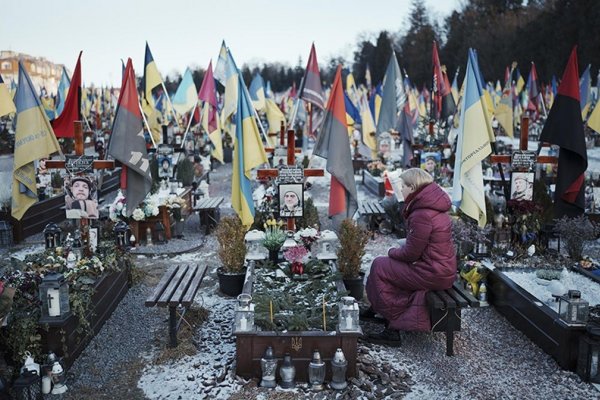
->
[51,51,82,138]
[539,46,587,218]
[313,66,357,218]
[107,58,152,217]
[195,60,218,129]
[527,62,540,114]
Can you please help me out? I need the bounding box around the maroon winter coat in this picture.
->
[365,182,456,331]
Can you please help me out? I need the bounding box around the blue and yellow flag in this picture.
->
[141,42,165,119]
[56,66,70,116]
[452,49,493,227]
[249,73,266,112]
[232,73,268,227]
[172,67,197,115]
[580,64,592,119]
[0,74,16,117]
[12,62,61,220]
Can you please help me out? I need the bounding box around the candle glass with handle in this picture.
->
[234,293,255,333]
[337,296,360,332]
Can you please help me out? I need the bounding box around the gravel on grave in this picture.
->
[53,160,600,400]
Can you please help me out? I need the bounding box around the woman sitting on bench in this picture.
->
[363,168,456,346]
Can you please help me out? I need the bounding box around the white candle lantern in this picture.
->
[337,296,360,332]
[558,290,589,325]
[234,293,255,333]
[39,273,71,324]
[281,230,297,252]
[313,230,338,261]
[245,230,267,260]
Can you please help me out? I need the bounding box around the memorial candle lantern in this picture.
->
[244,229,267,260]
[234,293,255,333]
[558,290,589,325]
[39,273,71,324]
[43,223,61,250]
[313,230,338,261]
[308,349,326,391]
[330,348,348,390]
[260,346,277,388]
[337,296,360,332]
[577,322,600,383]
[113,220,130,248]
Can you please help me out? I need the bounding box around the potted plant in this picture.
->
[336,218,369,300]
[176,157,195,187]
[51,172,64,194]
[262,225,286,263]
[216,215,247,296]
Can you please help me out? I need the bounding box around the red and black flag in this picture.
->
[51,51,82,138]
[313,65,357,219]
[107,58,152,217]
[298,43,325,110]
[539,46,587,218]
[432,41,455,121]
[526,61,540,116]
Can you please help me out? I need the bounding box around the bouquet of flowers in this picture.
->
[283,245,310,275]
[294,227,320,250]
[109,190,128,221]
[165,195,187,220]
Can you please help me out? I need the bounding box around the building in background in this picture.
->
[0,50,66,95]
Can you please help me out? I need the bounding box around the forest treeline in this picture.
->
[165,0,600,94]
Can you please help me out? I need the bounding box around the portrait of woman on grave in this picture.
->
[279,184,303,218]
[362,168,456,346]
[65,175,99,219]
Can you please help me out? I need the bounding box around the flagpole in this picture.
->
[138,102,158,149]
[160,81,181,129]
[181,99,199,145]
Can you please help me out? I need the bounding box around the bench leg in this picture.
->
[446,329,454,356]
[169,306,178,348]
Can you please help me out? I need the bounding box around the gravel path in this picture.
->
[42,159,600,399]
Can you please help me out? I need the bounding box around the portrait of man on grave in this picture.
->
[279,183,303,218]
[65,175,99,219]
[510,172,534,202]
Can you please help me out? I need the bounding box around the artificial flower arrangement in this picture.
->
[283,245,311,275]
[164,195,188,220]
[294,227,320,250]
[109,190,161,222]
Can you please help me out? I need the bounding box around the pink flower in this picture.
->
[283,245,310,265]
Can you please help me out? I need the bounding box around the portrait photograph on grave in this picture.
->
[510,171,534,201]
[279,183,303,218]
[157,144,175,179]
[420,152,441,177]
[64,174,99,219]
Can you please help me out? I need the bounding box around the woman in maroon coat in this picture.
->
[364,168,456,345]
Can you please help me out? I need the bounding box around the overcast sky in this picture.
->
[1,0,459,87]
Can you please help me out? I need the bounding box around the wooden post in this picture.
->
[46,121,115,254]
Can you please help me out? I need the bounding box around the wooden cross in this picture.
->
[257,129,324,231]
[490,115,557,198]
[46,121,115,254]
[264,121,302,156]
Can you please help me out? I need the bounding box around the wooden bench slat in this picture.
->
[427,290,446,309]
[145,265,178,306]
[434,290,457,308]
[168,265,198,306]
[181,265,208,306]
[445,288,469,307]
[452,281,480,307]
[157,265,189,306]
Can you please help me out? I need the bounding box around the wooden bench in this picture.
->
[358,200,386,233]
[426,281,481,356]
[194,196,224,234]
[145,264,208,347]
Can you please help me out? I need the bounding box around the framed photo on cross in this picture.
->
[279,183,303,218]
[510,171,534,201]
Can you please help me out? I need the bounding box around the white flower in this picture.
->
[115,202,123,211]
[132,208,146,221]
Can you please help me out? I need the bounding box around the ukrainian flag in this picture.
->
[172,67,197,115]
[232,73,268,227]
[141,42,164,118]
[55,66,70,116]
[221,48,240,124]
[249,73,266,112]
[452,49,493,228]
[12,62,61,220]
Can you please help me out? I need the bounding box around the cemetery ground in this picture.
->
[7,156,600,400]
